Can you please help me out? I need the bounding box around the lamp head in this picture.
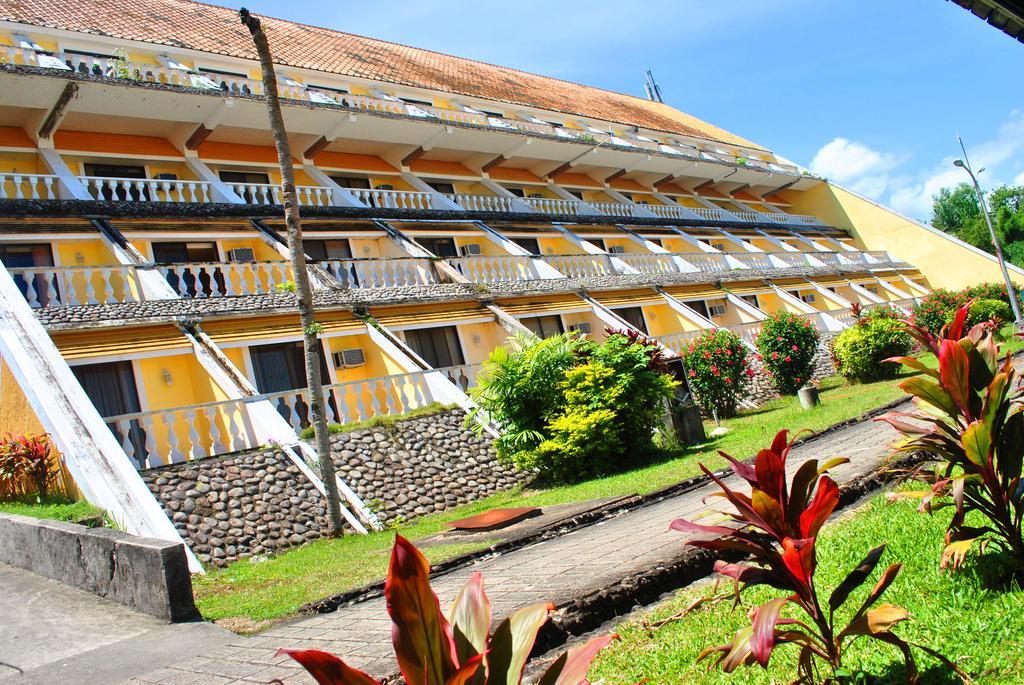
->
[953,159,966,168]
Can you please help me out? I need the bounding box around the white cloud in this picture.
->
[809,111,1024,221]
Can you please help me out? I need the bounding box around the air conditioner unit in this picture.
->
[227,247,255,262]
[708,303,727,317]
[608,245,626,254]
[462,243,482,256]
[568,322,592,335]
[802,293,816,303]
[333,348,366,368]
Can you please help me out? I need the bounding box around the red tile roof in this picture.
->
[0,0,764,150]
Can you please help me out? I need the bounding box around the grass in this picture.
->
[297,402,454,439]
[590,489,1024,684]
[193,331,1024,626]
[0,496,106,523]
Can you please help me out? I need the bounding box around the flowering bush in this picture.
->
[754,311,820,395]
[680,329,751,419]
[957,297,1011,330]
[0,433,58,498]
[911,289,969,336]
[861,303,906,324]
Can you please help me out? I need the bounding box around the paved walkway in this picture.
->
[122,405,908,685]
[0,562,234,685]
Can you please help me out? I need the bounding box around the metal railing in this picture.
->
[158,261,293,297]
[0,172,60,200]
[7,265,144,307]
[319,257,438,288]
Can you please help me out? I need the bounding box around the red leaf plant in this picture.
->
[671,431,959,684]
[879,302,1024,570]
[275,535,615,684]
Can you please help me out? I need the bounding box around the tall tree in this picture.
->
[931,183,981,234]
[931,183,1024,265]
[240,8,345,536]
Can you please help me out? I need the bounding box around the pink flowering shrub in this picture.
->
[681,329,751,418]
[755,311,820,395]
[911,288,969,337]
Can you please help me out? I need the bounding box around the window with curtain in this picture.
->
[404,326,465,368]
[522,315,564,339]
[72,360,146,467]
[615,306,648,334]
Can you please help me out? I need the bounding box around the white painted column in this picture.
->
[669,227,748,270]
[183,154,244,203]
[546,183,601,216]
[303,163,365,207]
[603,187,656,217]
[552,224,638,274]
[479,178,532,212]
[400,172,463,210]
[35,145,91,200]
[474,222,565,279]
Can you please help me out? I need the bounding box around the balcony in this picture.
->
[80,176,212,203]
[444,193,519,213]
[319,256,439,288]
[523,197,587,215]
[444,255,540,283]
[8,265,144,308]
[612,252,680,274]
[1,172,60,200]
[226,182,333,207]
[540,253,618,278]
[159,261,294,297]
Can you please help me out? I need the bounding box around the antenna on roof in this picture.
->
[643,69,663,103]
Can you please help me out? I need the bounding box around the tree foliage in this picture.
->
[931,183,1024,266]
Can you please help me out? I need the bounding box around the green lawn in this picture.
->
[0,497,105,523]
[193,333,1024,626]
[590,490,1024,684]
[195,367,917,625]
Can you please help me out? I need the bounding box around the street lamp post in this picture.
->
[953,147,1024,330]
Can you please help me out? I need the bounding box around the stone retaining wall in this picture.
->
[743,334,837,406]
[143,408,521,568]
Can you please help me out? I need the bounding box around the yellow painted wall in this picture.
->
[349,238,385,259]
[454,236,505,257]
[53,239,118,266]
[642,303,684,337]
[458,321,508,365]
[0,152,41,174]
[137,354,222,411]
[537,236,580,255]
[786,182,1020,289]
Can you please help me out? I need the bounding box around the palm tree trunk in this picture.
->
[240,8,345,537]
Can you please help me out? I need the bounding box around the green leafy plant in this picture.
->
[274,280,297,293]
[672,431,959,683]
[277,535,614,684]
[755,311,820,395]
[860,304,905,324]
[469,332,676,483]
[0,433,58,499]
[911,289,968,337]
[680,329,752,420]
[881,303,1024,570]
[832,317,913,383]
[957,298,1011,330]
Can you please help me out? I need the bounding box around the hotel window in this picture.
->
[152,241,223,297]
[741,294,760,309]
[416,237,459,258]
[616,306,648,334]
[683,300,711,319]
[72,360,145,467]
[330,176,371,190]
[426,181,455,195]
[511,237,540,254]
[504,187,525,198]
[249,341,335,426]
[306,239,356,286]
[404,326,465,369]
[522,315,564,339]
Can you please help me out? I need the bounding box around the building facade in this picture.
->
[1,0,1018,568]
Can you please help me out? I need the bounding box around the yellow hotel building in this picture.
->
[0,0,1018,567]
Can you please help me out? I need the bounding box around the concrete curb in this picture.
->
[0,512,198,621]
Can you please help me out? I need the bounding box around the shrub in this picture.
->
[958,297,1011,329]
[882,303,1024,569]
[832,317,913,382]
[861,303,905,323]
[0,433,58,498]
[680,329,751,419]
[278,535,614,684]
[754,311,820,395]
[911,288,969,336]
[672,431,958,682]
[470,332,676,483]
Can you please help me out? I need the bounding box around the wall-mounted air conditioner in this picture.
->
[608,245,626,254]
[801,293,816,304]
[568,322,592,335]
[333,348,366,368]
[462,243,482,256]
[227,247,255,262]
[708,303,727,317]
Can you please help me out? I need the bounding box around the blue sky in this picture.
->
[242,0,1024,220]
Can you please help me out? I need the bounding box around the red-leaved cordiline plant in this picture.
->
[276,535,614,684]
[671,431,945,683]
[879,303,1024,570]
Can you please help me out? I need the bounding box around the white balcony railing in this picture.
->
[689,207,737,222]
[0,172,60,200]
[319,257,438,288]
[523,197,585,215]
[647,205,692,219]
[158,261,293,298]
[79,176,211,203]
[264,370,437,431]
[103,397,257,469]
[435,363,484,392]
[677,252,733,273]
[590,201,643,217]
[229,182,333,207]
[769,252,812,268]
[350,188,434,210]
[613,252,679,274]
[446,193,518,213]
[7,265,144,308]
[541,253,618,278]
[734,320,765,347]
[825,308,857,328]
[732,253,775,270]
[445,255,539,283]
[656,330,704,355]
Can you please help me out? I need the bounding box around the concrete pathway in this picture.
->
[121,403,909,685]
[0,562,234,685]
